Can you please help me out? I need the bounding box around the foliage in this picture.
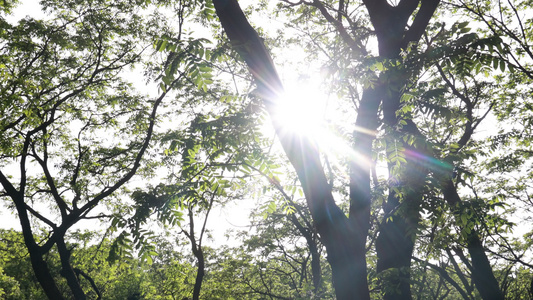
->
[1,0,533,299]
[0,0,179,297]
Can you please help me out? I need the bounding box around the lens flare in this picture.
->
[271,83,326,137]
[269,81,373,173]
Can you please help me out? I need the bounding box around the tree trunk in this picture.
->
[213,1,370,299]
[349,86,379,266]
[375,192,419,300]
[212,1,445,299]
[184,200,210,300]
[289,214,323,293]
[441,178,504,300]
[192,245,205,300]
[360,1,440,298]
[0,178,66,300]
[28,246,66,300]
[467,233,504,300]
[308,238,323,293]
[57,238,87,300]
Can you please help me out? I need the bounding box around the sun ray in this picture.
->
[269,80,373,176]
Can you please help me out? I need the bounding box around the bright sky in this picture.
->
[1,0,43,231]
[0,0,357,224]
[0,0,285,245]
[2,0,530,276]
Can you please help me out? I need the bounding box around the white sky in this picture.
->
[1,0,43,231]
[3,0,530,263]
[0,0,265,246]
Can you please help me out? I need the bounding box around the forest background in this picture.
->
[0,0,532,299]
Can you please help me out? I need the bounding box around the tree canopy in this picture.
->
[1,0,532,299]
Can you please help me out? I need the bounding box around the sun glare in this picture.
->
[268,80,375,175]
[272,84,326,137]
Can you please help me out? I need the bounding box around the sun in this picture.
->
[269,81,347,157]
[271,82,327,137]
[267,79,374,175]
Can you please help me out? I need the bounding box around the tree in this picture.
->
[0,228,203,299]
[0,0,180,297]
[239,202,333,299]
[3,0,533,299]
[210,0,531,298]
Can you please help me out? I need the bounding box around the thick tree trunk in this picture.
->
[28,246,66,300]
[0,179,66,300]
[213,1,370,299]
[375,120,430,300]
[467,234,504,300]
[57,238,87,300]
[375,191,421,300]
[349,86,379,259]
[281,131,370,300]
[360,1,440,298]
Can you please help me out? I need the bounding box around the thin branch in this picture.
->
[74,268,102,300]
[309,0,367,56]
[413,256,471,300]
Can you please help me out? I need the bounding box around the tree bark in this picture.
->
[376,186,423,300]
[360,1,440,298]
[375,120,430,300]
[28,244,66,300]
[57,238,87,300]
[213,1,370,298]
[192,245,205,300]
[441,178,504,300]
[0,173,66,300]
[349,86,379,270]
